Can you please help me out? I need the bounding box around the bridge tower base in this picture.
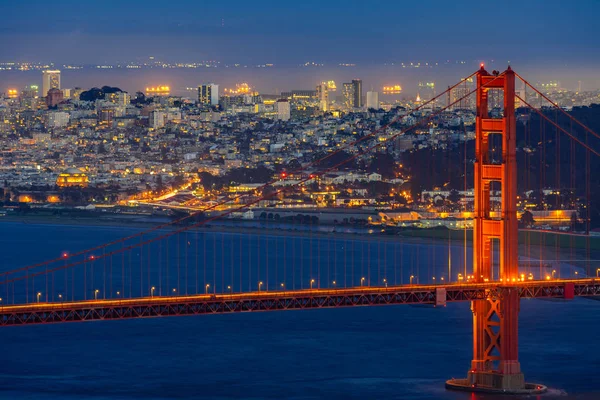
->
[446,66,547,395]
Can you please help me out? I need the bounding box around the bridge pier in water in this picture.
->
[446,66,547,395]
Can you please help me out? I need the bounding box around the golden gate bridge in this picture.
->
[2,66,599,395]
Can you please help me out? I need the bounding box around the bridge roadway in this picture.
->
[1,279,598,326]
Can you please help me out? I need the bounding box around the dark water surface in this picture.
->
[0,222,598,399]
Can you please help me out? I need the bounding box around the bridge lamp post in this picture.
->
[433,277,436,284]
[205,284,210,294]
[410,275,415,285]
[228,285,233,294]
[116,291,121,298]
[258,281,263,292]
[332,280,336,288]
[37,292,42,303]
[361,277,365,287]
[596,268,600,278]
[552,270,557,279]
[310,279,315,289]
[575,271,579,279]
[280,283,284,291]
[151,287,155,298]
[94,289,99,300]
[383,278,387,288]
[440,277,444,283]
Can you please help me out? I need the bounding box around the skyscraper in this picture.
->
[198,84,219,106]
[352,79,362,108]
[342,83,355,109]
[418,82,436,103]
[316,82,329,112]
[343,79,363,108]
[366,91,379,109]
[449,77,474,110]
[42,70,61,97]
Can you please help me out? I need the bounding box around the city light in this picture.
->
[382,85,402,94]
[145,86,171,95]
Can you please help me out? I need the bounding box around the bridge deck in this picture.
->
[0,279,598,326]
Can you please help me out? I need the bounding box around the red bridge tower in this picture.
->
[447,66,545,394]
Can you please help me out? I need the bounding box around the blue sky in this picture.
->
[2,0,599,65]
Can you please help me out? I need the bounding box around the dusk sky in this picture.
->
[3,0,600,65]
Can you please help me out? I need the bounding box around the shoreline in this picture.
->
[1,215,598,257]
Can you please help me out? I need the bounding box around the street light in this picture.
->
[58,294,62,301]
[332,280,336,287]
[440,277,444,282]
[552,270,556,279]
[410,275,415,284]
[361,277,365,287]
[596,268,600,278]
[228,285,233,294]
[258,281,263,292]
[310,279,315,289]
[172,288,177,295]
[151,286,155,297]
[383,278,387,288]
[575,271,579,278]
[37,292,42,303]
[94,289,99,300]
[116,291,121,297]
[205,284,210,294]
[432,277,436,284]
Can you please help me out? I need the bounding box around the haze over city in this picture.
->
[2,0,600,92]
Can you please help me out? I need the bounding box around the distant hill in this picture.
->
[79,86,123,101]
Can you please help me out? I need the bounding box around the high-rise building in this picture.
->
[449,78,474,110]
[42,70,61,97]
[343,79,363,108]
[198,83,219,106]
[352,79,362,108]
[366,91,379,110]
[275,99,290,121]
[342,83,355,109]
[418,82,436,103]
[316,82,329,112]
